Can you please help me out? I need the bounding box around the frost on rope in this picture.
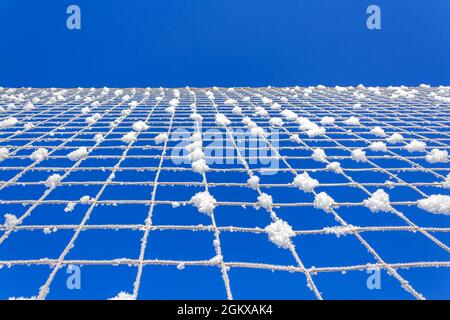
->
[417,195,450,216]
[64,202,76,213]
[24,122,34,130]
[323,225,358,237]
[190,191,216,216]
[264,219,295,249]
[80,195,93,204]
[363,189,392,213]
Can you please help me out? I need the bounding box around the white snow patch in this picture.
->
[24,122,34,130]
[121,131,137,144]
[293,172,319,193]
[255,106,269,117]
[280,109,298,121]
[257,193,273,209]
[261,97,272,105]
[191,159,210,173]
[326,161,342,173]
[417,195,450,216]
[269,117,284,127]
[165,106,176,114]
[94,134,104,143]
[363,189,391,213]
[289,134,301,143]
[247,175,260,190]
[270,102,281,110]
[426,149,448,163]
[306,125,326,137]
[405,140,426,153]
[344,116,360,126]
[128,101,139,108]
[154,133,168,145]
[215,113,231,126]
[23,102,34,111]
[45,174,62,188]
[30,148,48,162]
[386,133,404,144]
[224,98,237,106]
[311,148,327,163]
[190,113,203,121]
[169,98,179,108]
[351,149,367,162]
[64,202,76,213]
[313,192,336,213]
[265,219,295,249]
[320,116,335,125]
[0,117,18,129]
[80,195,93,204]
[3,214,19,228]
[370,126,386,137]
[250,126,266,137]
[86,113,101,124]
[369,141,387,152]
[232,106,242,114]
[132,121,149,132]
[443,173,450,189]
[67,147,88,161]
[0,147,9,161]
[191,191,216,216]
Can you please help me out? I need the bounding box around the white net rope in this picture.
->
[0,86,449,300]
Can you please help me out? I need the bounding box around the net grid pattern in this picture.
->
[0,86,449,300]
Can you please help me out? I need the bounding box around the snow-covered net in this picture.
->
[0,86,449,300]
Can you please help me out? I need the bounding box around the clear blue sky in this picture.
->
[0,0,449,87]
